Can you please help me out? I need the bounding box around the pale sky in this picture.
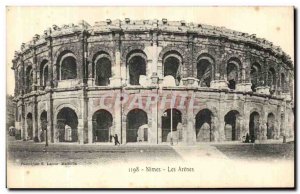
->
[6,6,294,95]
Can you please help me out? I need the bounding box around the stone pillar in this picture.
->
[46,36,54,88]
[256,59,270,94]
[82,92,89,144]
[110,32,122,87]
[114,90,122,143]
[186,91,196,144]
[32,49,38,92]
[14,67,19,96]
[210,58,228,90]
[87,60,94,86]
[217,92,226,141]
[185,33,197,87]
[150,89,158,144]
[88,118,93,144]
[32,96,38,140]
[243,96,250,137]
[21,99,25,140]
[121,110,126,144]
[210,55,228,90]
[78,118,84,144]
[236,58,252,92]
[48,93,54,143]
[157,109,162,144]
[260,105,268,141]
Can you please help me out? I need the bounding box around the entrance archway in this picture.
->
[126,109,148,143]
[224,110,241,141]
[161,109,182,142]
[56,107,78,142]
[195,109,214,142]
[26,113,33,140]
[249,111,260,140]
[40,111,47,142]
[267,113,275,139]
[92,110,113,142]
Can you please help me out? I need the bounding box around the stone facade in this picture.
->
[11,19,294,144]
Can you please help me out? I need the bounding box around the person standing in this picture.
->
[114,134,120,146]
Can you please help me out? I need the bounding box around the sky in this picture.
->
[6,6,294,95]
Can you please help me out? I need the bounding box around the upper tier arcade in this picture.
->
[11,19,294,101]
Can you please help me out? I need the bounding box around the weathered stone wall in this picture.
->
[11,19,294,144]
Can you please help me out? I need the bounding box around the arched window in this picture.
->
[25,66,33,93]
[163,52,182,86]
[40,60,48,88]
[281,73,286,92]
[227,58,240,90]
[57,52,77,80]
[268,68,276,94]
[197,56,213,87]
[126,51,147,85]
[94,55,112,86]
[250,63,261,92]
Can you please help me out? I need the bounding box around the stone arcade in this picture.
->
[12,19,294,144]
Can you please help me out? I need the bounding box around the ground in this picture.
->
[7,136,294,165]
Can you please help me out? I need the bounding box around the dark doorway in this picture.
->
[249,111,260,140]
[267,113,275,139]
[224,110,240,141]
[92,110,113,142]
[56,107,78,142]
[26,113,33,140]
[195,109,213,142]
[40,111,47,142]
[126,109,148,142]
[162,109,182,142]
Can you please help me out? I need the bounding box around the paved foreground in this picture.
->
[7,136,294,165]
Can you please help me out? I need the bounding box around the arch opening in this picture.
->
[281,73,286,92]
[25,66,33,93]
[127,52,146,86]
[95,57,112,86]
[92,110,113,142]
[224,110,241,141]
[40,111,47,142]
[162,109,182,143]
[197,59,212,87]
[250,63,261,92]
[268,68,276,94]
[195,109,214,142]
[126,109,148,143]
[249,111,260,140]
[26,113,33,140]
[227,61,239,90]
[40,60,48,88]
[59,54,77,80]
[267,113,275,139]
[163,55,181,86]
[56,107,78,142]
